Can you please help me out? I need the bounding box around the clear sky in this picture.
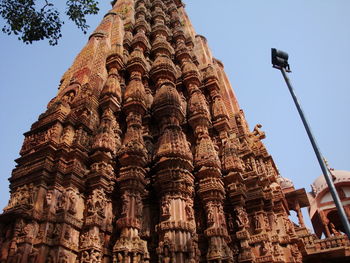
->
[0,1,349,230]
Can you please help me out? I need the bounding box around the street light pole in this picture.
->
[271,48,350,238]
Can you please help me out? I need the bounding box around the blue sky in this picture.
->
[0,0,349,229]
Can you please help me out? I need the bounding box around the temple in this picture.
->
[0,0,349,262]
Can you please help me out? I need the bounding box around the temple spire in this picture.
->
[0,1,306,262]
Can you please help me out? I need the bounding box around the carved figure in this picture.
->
[264,214,271,230]
[4,184,36,211]
[93,111,118,153]
[121,193,130,216]
[47,223,54,238]
[273,213,279,227]
[254,213,262,230]
[252,124,266,140]
[244,158,253,172]
[61,126,75,145]
[86,198,96,216]
[235,207,249,228]
[162,198,171,218]
[67,190,78,215]
[291,244,302,262]
[87,189,106,218]
[257,159,264,174]
[52,224,62,239]
[135,195,143,218]
[227,214,235,232]
[217,206,226,227]
[207,205,215,226]
[260,241,271,255]
[62,90,75,104]
[21,223,31,236]
[56,191,68,212]
[283,217,294,234]
[265,161,274,177]
[64,226,71,241]
[45,190,53,207]
[185,202,194,220]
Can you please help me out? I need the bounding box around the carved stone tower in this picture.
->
[0,1,303,262]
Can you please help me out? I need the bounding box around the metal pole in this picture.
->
[279,67,350,238]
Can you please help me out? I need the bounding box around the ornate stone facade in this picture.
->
[1,0,348,262]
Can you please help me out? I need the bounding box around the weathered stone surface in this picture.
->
[1,0,349,263]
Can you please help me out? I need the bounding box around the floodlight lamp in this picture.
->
[271,48,291,72]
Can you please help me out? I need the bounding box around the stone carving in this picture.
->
[283,217,294,235]
[135,195,143,219]
[52,224,62,240]
[252,124,266,140]
[121,193,130,216]
[217,206,226,227]
[264,214,271,231]
[227,214,235,232]
[45,190,54,207]
[62,90,76,104]
[86,189,106,218]
[185,202,194,220]
[0,1,314,263]
[235,207,249,228]
[161,198,171,219]
[92,109,119,154]
[19,221,38,239]
[80,231,102,249]
[67,190,78,215]
[81,249,102,263]
[20,124,60,155]
[56,188,78,215]
[254,213,263,231]
[61,126,75,145]
[4,184,36,211]
[291,244,303,262]
[206,204,215,226]
[73,127,90,148]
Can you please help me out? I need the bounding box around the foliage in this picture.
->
[0,0,100,45]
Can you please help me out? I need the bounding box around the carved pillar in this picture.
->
[184,66,232,262]
[294,201,305,228]
[320,211,331,238]
[113,29,150,261]
[150,3,197,261]
[78,51,123,262]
